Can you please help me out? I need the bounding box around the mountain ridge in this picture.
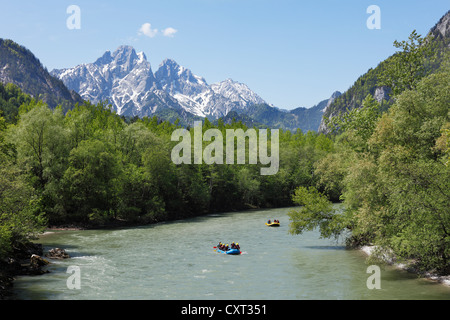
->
[51,47,269,120]
[51,45,336,132]
[0,38,83,111]
[0,38,336,133]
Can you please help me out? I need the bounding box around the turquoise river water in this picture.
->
[12,207,450,300]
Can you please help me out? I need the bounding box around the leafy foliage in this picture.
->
[288,186,347,240]
[323,28,449,133]
[0,91,335,245]
[291,30,450,273]
[378,30,437,96]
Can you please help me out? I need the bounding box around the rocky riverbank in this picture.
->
[360,245,450,287]
[0,243,70,299]
[0,242,46,299]
[0,217,192,299]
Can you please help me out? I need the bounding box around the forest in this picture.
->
[0,86,334,258]
[0,30,449,275]
[289,31,450,273]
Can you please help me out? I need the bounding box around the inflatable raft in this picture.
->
[265,222,280,227]
[216,248,241,255]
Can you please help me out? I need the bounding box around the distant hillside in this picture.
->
[212,110,267,128]
[289,92,340,133]
[236,91,340,133]
[0,39,83,111]
[318,62,393,133]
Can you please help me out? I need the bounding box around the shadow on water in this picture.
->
[130,211,235,229]
[302,245,347,250]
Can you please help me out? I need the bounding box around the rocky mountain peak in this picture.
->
[158,58,179,70]
[155,58,208,91]
[94,50,113,66]
[52,45,265,119]
[318,91,342,133]
[210,78,266,108]
[112,45,137,61]
[108,45,146,77]
[430,10,450,39]
[154,59,213,118]
[330,91,342,100]
[321,91,342,112]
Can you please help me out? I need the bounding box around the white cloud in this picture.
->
[162,27,178,38]
[138,23,158,38]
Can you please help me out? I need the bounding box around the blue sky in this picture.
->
[0,1,448,109]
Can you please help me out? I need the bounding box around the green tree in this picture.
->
[7,101,69,191]
[313,68,449,271]
[288,186,348,240]
[62,139,122,224]
[0,164,46,259]
[379,30,436,96]
[117,163,165,223]
[0,117,45,258]
[0,82,33,124]
[329,94,381,152]
[236,167,261,207]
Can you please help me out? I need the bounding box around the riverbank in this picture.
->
[360,245,450,287]
[0,242,48,299]
[0,211,237,299]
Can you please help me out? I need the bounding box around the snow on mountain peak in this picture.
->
[52,45,268,119]
[210,78,266,107]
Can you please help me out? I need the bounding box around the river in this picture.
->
[12,207,450,300]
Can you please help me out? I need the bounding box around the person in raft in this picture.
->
[231,242,240,250]
[217,242,240,251]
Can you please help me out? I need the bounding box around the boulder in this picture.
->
[45,248,70,259]
[29,254,49,275]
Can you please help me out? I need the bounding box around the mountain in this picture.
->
[0,39,342,133]
[51,47,267,120]
[318,10,450,134]
[213,110,268,128]
[210,78,267,110]
[155,58,237,118]
[51,44,333,132]
[430,10,450,43]
[0,39,83,111]
[0,39,326,132]
[238,91,340,133]
[51,45,185,118]
[292,91,341,133]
